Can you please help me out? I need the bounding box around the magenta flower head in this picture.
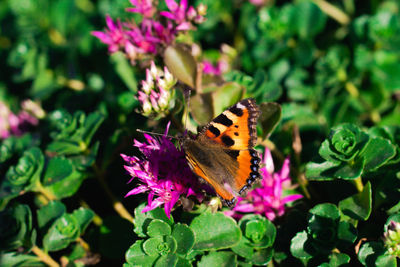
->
[0,100,44,140]
[127,0,156,18]
[121,122,204,218]
[225,148,303,221]
[91,15,127,53]
[160,0,206,31]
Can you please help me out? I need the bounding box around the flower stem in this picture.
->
[93,164,134,223]
[31,246,59,267]
[312,0,350,25]
[353,176,364,193]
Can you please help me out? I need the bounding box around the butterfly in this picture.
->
[182,98,261,206]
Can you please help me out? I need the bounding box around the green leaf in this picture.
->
[191,212,241,251]
[189,93,214,125]
[259,102,281,139]
[171,223,195,255]
[71,207,94,234]
[133,203,174,238]
[125,240,158,266]
[320,253,351,267]
[290,231,313,259]
[1,147,44,203]
[164,44,197,88]
[290,1,327,39]
[198,251,237,267]
[143,236,177,256]
[147,219,172,237]
[375,253,397,267]
[211,82,245,117]
[309,203,340,221]
[37,201,66,232]
[110,52,137,92]
[358,241,386,266]
[360,137,396,172]
[251,248,273,266]
[231,237,254,259]
[239,215,276,248]
[339,182,372,221]
[42,157,73,186]
[0,204,36,251]
[0,252,43,267]
[42,170,85,199]
[336,221,358,248]
[43,214,80,251]
[154,254,178,267]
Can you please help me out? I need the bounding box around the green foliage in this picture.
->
[1,0,400,265]
[290,203,357,262]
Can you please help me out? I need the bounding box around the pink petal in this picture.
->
[281,194,303,204]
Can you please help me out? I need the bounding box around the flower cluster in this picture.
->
[0,100,45,139]
[202,44,236,75]
[226,148,303,221]
[384,220,400,257]
[137,61,177,118]
[92,0,206,64]
[121,123,205,218]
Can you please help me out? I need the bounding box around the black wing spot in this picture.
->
[221,135,235,147]
[229,106,244,117]
[234,125,239,128]
[224,149,240,160]
[214,114,233,127]
[208,125,220,137]
[234,132,239,136]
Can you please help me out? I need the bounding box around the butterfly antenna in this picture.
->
[136,129,177,140]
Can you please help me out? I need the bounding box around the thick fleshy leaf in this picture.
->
[360,137,396,171]
[290,231,313,259]
[42,157,73,186]
[198,251,237,267]
[231,237,254,259]
[290,1,327,39]
[164,45,196,88]
[0,204,36,251]
[37,201,66,232]
[191,212,241,251]
[339,182,372,221]
[336,221,357,248]
[147,219,172,237]
[319,253,351,267]
[251,248,273,266]
[172,223,195,255]
[125,240,158,266]
[358,241,386,266]
[43,213,80,251]
[259,102,281,139]
[189,93,214,125]
[211,82,245,116]
[154,254,178,267]
[133,203,174,238]
[71,207,94,234]
[143,236,177,256]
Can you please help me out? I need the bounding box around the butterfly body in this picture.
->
[182,98,261,206]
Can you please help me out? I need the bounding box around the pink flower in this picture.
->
[202,60,228,75]
[126,0,156,17]
[225,148,303,221]
[121,122,205,218]
[91,15,128,53]
[0,100,44,139]
[160,0,206,31]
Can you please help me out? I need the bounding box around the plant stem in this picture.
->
[80,200,103,226]
[31,246,59,267]
[312,0,350,25]
[93,164,134,223]
[353,176,364,192]
[35,183,57,203]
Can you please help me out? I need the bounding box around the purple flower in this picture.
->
[225,148,303,221]
[160,0,206,30]
[121,123,204,218]
[91,15,127,53]
[0,100,44,139]
[202,60,229,76]
[126,0,156,17]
